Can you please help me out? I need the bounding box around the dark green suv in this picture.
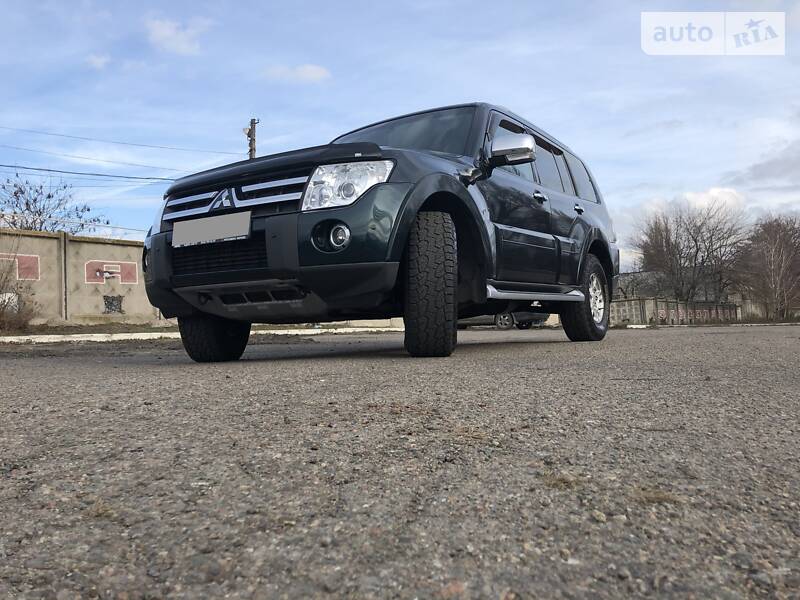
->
[144,103,619,361]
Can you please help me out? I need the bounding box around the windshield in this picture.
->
[333,106,475,156]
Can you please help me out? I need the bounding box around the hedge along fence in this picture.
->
[610,297,740,327]
[0,228,158,326]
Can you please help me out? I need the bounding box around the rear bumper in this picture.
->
[145,183,411,322]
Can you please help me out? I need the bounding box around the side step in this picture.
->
[486,284,584,302]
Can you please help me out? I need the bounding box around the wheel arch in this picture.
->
[388,174,495,304]
[582,233,614,292]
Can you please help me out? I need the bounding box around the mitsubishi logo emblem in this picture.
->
[210,189,236,211]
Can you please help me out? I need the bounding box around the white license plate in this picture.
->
[172,212,251,248]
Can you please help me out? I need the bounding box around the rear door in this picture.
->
[476,114,557,283]
[533,140,587,286]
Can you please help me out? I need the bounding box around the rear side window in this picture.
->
[554,152,575,195]
[565,153,598,202]
[534,142,564,192]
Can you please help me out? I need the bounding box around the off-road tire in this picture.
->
[560,254,609,342]
[403,211,457,357]
[515,321,533,330]
[178,315,251,362]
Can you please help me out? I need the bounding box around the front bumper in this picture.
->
[145,182,411,322]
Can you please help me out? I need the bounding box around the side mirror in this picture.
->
[489,132,536,167]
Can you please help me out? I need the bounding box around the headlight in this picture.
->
[301,160,394,211]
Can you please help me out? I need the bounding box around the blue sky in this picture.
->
[1,0,799,265]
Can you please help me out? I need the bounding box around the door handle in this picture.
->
[533,191,549,203]
[573,203,584,214]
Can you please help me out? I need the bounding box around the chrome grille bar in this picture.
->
[163,205,214,221]
[165,191,216,208]
[234,192,303,207]
[240,176,309,194]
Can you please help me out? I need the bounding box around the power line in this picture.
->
[0,143,185,171]
[0,163,175,181]
[0,168,169,185]
[0,125,244,156]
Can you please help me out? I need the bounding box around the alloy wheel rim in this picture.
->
[589,274,605,324]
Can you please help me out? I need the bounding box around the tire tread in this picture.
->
[561,254,608,342]
[178,315,251,362]
[403,211,457,357]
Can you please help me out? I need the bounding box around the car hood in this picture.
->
[166,142,383,197]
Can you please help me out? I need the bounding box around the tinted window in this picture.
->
[554,152,575,195]
[495,120,534,181]
[535,142,564,192]
[565,153,598,202]
[333,106,475,156]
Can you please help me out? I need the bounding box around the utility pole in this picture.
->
[244,118,259,159]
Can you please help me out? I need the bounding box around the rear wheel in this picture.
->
[560,254,609,342]
[403,211,457,357]
[515,321,533,330]
[178,314,251,362]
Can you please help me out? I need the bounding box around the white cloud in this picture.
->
[263,64,331,84]
[86,53,110,70]
[682,187,746,211]
[145,17,212,56]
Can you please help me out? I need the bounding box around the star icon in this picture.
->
[745,19,764,29]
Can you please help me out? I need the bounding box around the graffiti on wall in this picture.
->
[85,260,138,285]
[0,253,41,281]
[103,295,125,314]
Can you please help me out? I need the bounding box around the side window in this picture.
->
[493,119,534,182]
[534,141,564,192]
[565,153,598,202]
[554,152,575,195]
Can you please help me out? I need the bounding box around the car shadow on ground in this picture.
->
[232,335,570,364]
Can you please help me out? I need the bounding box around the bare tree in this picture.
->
[634,203,703,301]
[633,199,747,302]
[698,201,749,301]
[0,231,38,330]
[0,175,107,234]
[737,216,800,321]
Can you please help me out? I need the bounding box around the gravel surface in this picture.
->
[1,326,798,599]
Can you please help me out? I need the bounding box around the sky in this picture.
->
[1,0,799,268]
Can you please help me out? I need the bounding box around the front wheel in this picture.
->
[178,315,251,362]
[560,254,609,342]
[403,211,458,357]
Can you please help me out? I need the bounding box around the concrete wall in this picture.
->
[610,297,740,326]
[0,228,157,324]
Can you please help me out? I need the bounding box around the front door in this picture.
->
[477,115,557,284]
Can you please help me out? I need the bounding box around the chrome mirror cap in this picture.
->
[490,132,536,166]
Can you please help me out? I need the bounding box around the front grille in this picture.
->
[171,232,266,276]
[162,169,311,223]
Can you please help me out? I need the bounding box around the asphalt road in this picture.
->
[1,326,799,599]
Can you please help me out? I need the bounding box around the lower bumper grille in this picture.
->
[171,232,266,276]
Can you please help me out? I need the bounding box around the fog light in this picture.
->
[329,224,351,249]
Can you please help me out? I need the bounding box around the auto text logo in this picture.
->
[641,12,785,55]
